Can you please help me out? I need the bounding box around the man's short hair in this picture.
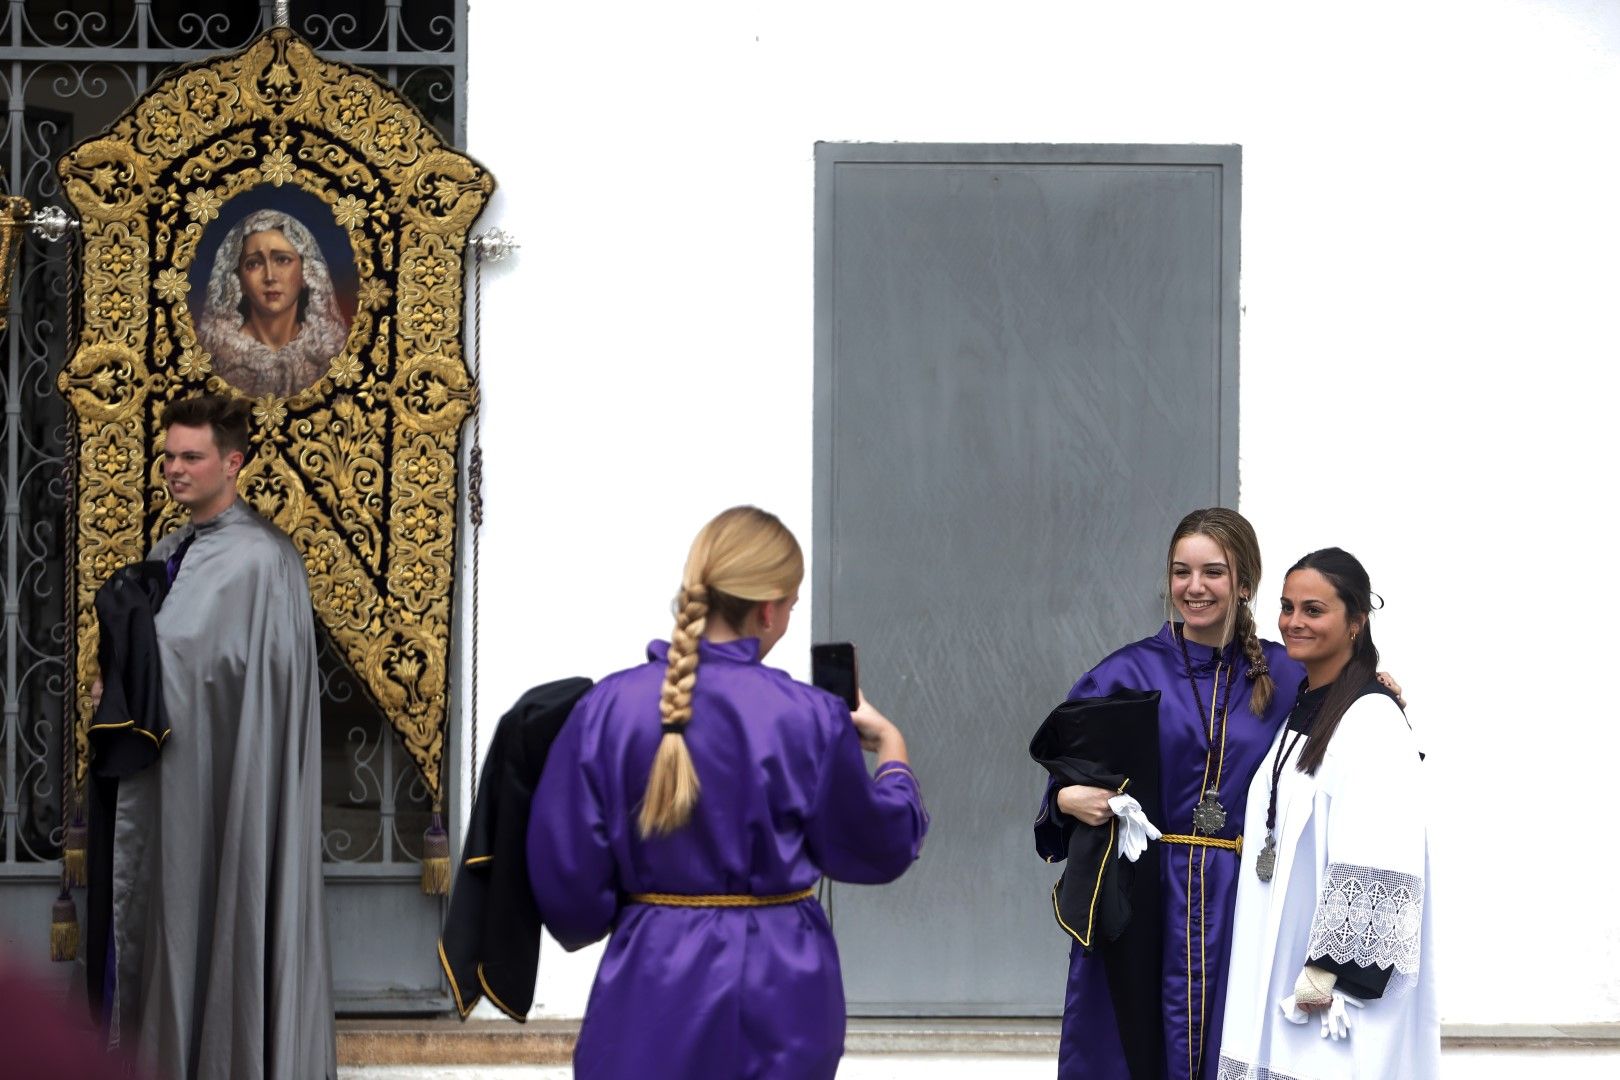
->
[162,394,253,458]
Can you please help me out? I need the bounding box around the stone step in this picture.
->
[337,1017,1620,1067]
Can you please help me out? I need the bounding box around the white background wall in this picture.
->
[465,0,1620,1025]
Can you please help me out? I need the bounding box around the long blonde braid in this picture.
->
[639,507,804,838]
[640,585,708,837]
[1233,598,1274,715]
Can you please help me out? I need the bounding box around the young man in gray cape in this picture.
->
[106,394,335,1079]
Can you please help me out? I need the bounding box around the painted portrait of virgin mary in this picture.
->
[194,204,354,397]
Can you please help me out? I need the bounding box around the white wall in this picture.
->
[466,0,1620,1024]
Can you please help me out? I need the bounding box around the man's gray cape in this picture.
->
[113,500,336,1079]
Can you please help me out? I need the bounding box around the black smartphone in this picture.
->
[810,642,860,710]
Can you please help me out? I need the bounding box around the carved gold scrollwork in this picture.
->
[58,27,492,795]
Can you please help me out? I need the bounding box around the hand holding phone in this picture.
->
[810,642,859,710]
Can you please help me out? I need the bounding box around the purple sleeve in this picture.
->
[803,700,928,885]
[526,692,618,951]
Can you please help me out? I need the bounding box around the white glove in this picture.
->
[1320,991,1364,1041]
[1107,794,1162,862]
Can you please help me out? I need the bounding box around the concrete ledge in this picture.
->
[337,1016,1620,1066]
[845,1018,1061,1055]
[1441,1023,1620,1050]
[337,1018,576,1067]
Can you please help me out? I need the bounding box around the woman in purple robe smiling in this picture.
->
[527,506,927,1079]
[1036,507,1300,1080]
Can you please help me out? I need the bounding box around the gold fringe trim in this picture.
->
[63,846,87,888]
[421,856,452,896]
[50,895,79,963]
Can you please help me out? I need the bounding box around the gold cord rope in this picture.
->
[628,887,816,908]
[1160,833,1243,854]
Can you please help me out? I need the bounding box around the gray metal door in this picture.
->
[0,1,467,1012]
[813,143,1239,1015]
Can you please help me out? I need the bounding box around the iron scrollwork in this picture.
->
[58,27,493,798]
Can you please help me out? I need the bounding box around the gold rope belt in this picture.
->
[1160,833,1243,855]
[627,887,816,908]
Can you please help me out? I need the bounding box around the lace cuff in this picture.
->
[1308,862,1423,978]
[1217,1058,1306,1080]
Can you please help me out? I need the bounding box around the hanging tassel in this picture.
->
[421,812,450,895]
[63,812,89,888]
[50,888,80,962]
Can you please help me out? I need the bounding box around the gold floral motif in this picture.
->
[183,187,224,223]
[332,193,369,229]
[57,26,493,795]
[358,278,392,311]
[261,149,297,186]
[317,74,425,169]
[154,267,189,302]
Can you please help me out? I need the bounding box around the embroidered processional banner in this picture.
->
[57,26,493,797]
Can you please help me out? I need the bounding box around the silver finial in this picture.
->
[29,206,79,243]
[470,229,519,263]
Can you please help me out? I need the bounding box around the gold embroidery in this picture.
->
[59,27,492,796]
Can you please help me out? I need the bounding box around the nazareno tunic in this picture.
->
[527,637,928,1080]
[1217,684,1439,1079]
[1035,622,1301,1080]
[111,501,336,1079]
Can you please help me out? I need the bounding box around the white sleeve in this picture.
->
[1309,694,1427,987]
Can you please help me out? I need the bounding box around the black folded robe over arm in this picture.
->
[438,676,593,1020]
[85,560,173,1020]
[1030,689,1165,1080]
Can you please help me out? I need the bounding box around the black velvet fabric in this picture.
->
[1030,690,1164,1080]
[90,561,174,777]
[85,559,174,1020]
[438,676,593,1020]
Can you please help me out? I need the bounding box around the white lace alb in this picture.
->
[1217,1057,1305,1080]
[1307,861,1423,977]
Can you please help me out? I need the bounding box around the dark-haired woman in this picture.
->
[1217,548,1437,1079]
[527,507,927,1079]
[1037,508,1304,1080]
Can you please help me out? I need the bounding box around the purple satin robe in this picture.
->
[528,638,927,1080]
[1034,623,1303,1080]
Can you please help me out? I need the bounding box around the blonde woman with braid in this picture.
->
[1038,508,1305,1080]
[527,507,927,1080]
